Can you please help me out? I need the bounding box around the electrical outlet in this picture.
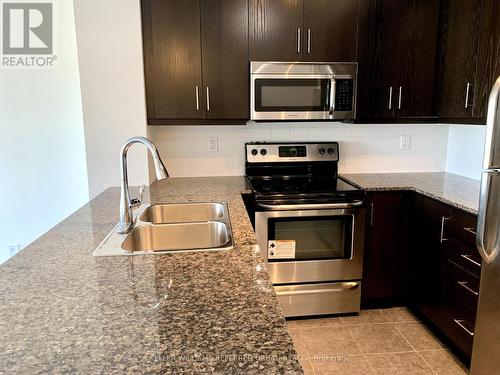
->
[8,244,20,257]
[400,135,411,151]
[208,136,218,153]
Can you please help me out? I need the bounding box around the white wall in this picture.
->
[446,124,487,180]
[149,122,450,176]
[0,0,89,265]
[73,0,150,199]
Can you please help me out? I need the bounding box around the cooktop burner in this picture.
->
[247,176,361,196]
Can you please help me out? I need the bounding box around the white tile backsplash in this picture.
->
[149,122,453,177]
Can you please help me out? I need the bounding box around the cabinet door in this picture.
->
[249,0,304,61]
[145,0,203,119]
[356,0,407,119]
[362,192,404,304]
[201,0,249,120]
[395,0,440,118]
[435,0,482,119]
[409,195,452,328]
[474,0,500,118]
[302,0,358,62]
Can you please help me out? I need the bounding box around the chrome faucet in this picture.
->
[117,137,168,234]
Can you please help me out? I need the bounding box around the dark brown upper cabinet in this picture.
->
[302,0,359,62]
[201,0,249,120]
[142,0,249,124]
[474,0,500,119]
[249,0,359,62]
[357,0,440,120]
[143,0,202,120]
[435,0,499,123]
[249,0,303,61]
[435,0,484,122]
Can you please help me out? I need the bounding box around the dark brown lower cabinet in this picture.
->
[409,194,452,329]
[442,259,479,359]
[363,191,481,362]
[362,192,407,306]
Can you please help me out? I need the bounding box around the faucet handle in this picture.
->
[130,184,146,209]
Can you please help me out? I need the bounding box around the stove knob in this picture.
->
[251,149,258,156]
[318,148,326,155]
[260,149,267,156]
[328,147,335,155]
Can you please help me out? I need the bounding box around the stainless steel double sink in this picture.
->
[93,202,233,257]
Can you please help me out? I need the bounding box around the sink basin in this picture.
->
[139,203,225,224]
[93,202,233,257]
[121,221,231,252]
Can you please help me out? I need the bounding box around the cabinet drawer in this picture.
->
[450,209,477,246]
[442,260,479,358]
[448,238,482,277]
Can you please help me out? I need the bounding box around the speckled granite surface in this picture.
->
[0,177,302,374]
[342,172,481,215]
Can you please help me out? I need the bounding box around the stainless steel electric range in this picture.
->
[245,142,366,317]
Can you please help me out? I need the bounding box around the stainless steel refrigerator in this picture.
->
[471,75,500,375]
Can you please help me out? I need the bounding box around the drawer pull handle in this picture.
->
[458,281,479,296]
[461,254,481,267]
[440,217,451,243]
[453,319,474,337]
[464,227,477,236]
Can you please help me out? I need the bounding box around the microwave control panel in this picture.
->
[335,79,354,112]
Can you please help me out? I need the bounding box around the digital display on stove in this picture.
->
[279,146,307,158]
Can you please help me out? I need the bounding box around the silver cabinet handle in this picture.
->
[440,216,451,243]
[453,319,474,336]
[307,28,311,54]
[458,281,479,296]
[195,86,200,111]
[297,28,301,54]
[388,87,393,110]
[465,82,472,109]
[369,203,374,227]
[461,254,481,267]
[206,86,210,111]
[463,227,477,236]
[398,86,402,110]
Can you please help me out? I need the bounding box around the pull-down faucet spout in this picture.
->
[117,137,168,234]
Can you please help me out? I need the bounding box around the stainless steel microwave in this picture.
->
[250,61,357,121]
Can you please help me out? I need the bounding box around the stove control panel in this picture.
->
[246,142,339,163]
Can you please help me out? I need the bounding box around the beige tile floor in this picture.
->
[286,308,469,375]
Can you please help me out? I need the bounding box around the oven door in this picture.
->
[255,207,365,284]
[251,74,334,120]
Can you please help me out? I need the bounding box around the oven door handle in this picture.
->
[257,200,364,211]
[275,282,360,296]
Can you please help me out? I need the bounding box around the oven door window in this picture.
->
[268,216,353,261]
[254,78,331,112]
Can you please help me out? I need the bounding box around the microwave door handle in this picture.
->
[329,78,335,116]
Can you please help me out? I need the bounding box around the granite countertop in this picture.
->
[0,177,302,374]
[342,172,481,215]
